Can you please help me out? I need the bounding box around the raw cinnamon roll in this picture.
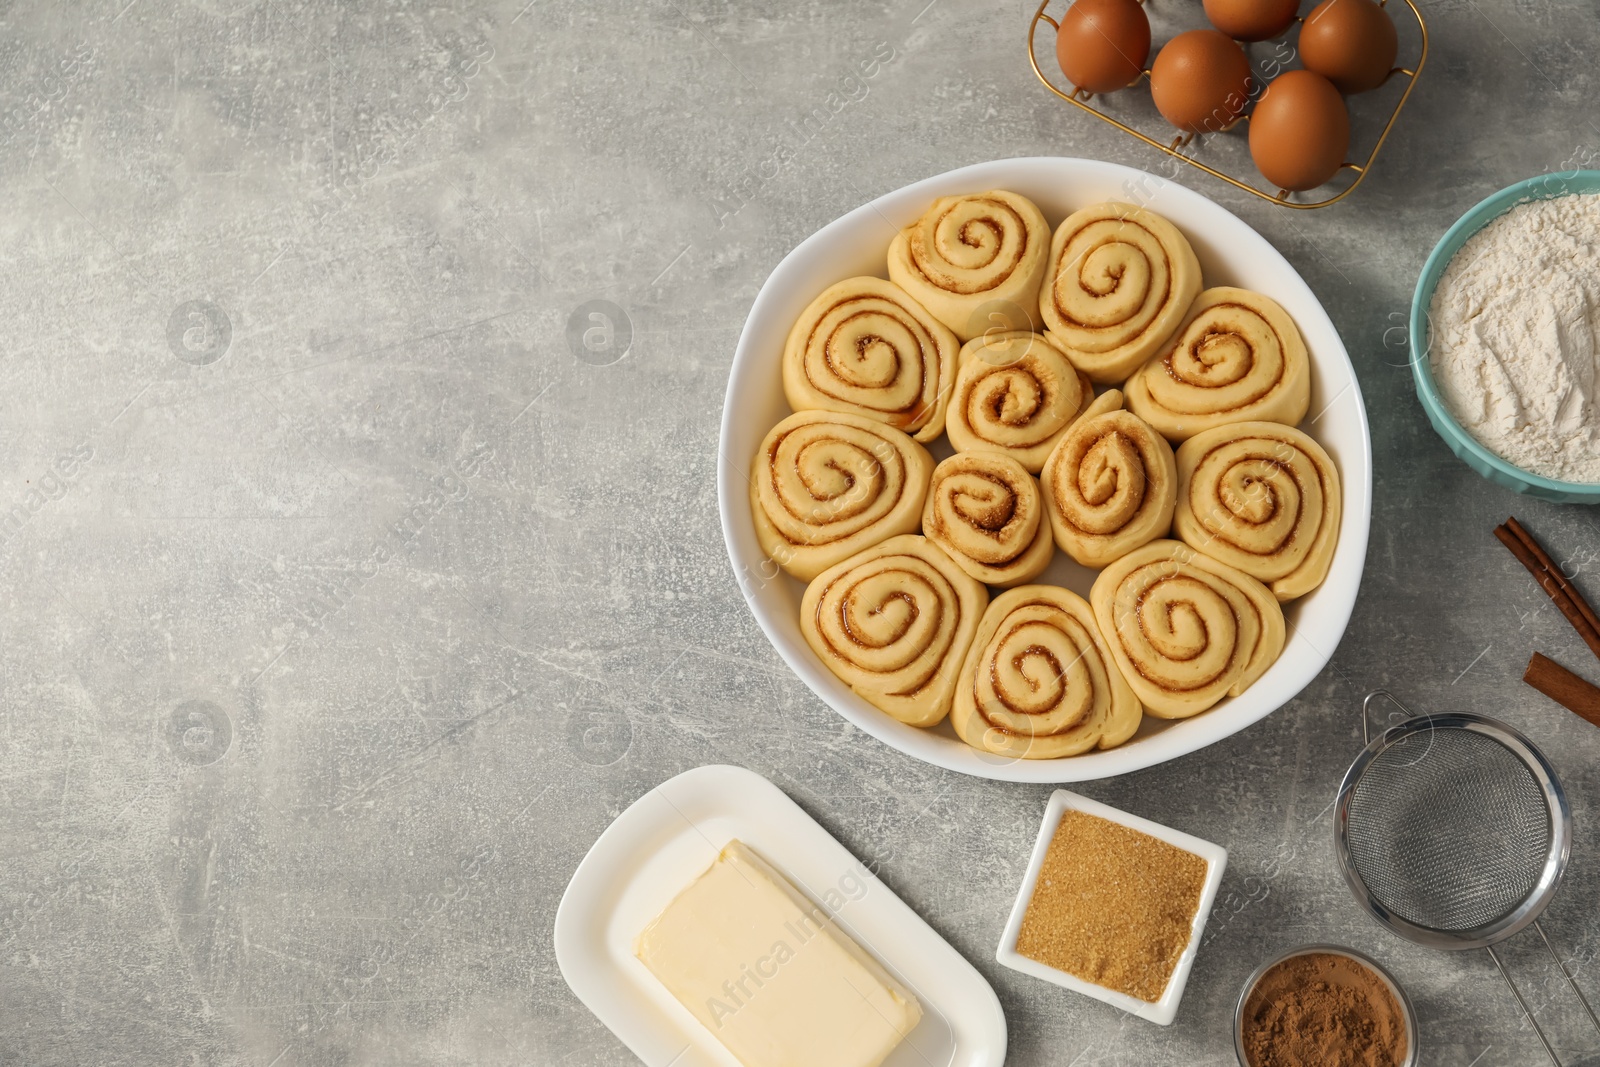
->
[783,276,959,442]
[750,410,935,582]
[922,452,1055,588]
[952,585,1142,759]
[1038,202,1203,383]
[1124,287,1311,441]
[1040,390,1177,568]
[1173,422,1341,601]
[945,331,1094,472]
[1090,539,1286,719]
[887,190,1050,341]
[801,535,989,728]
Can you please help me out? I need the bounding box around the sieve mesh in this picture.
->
[1345,727,1552,934]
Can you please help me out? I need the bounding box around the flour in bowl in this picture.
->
[1428,192,1600,483]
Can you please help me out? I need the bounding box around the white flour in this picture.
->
[1429,192,1600,483]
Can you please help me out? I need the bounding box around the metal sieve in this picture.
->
[1335,691,1598,1065]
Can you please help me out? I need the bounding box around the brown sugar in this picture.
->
[1014,809,1209,1002]
[1241,951,1408,1067]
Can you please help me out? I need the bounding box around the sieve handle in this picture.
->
[1536,919,1600,1039]
[1487,928,1600,1065]
[1488,943,1562,1065]
[1360,689,1415,744]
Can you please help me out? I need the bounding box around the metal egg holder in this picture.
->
[1026,0,1429,208]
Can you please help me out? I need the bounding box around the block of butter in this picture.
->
[636,840,922,1067]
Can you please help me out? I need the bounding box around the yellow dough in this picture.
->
[1090,540,1286,719]
[1173,421,1341,601]
[783,276,959,443]
[801,535,989,728]
[887,190,1051,341]
[952,585,1143,759]
[1040,390,1177,568]
[922,452,1055,588]
[751,410,934,582]
[945,331,1094,472]
[1124,287,1311,441]
[1038,202,1203,383]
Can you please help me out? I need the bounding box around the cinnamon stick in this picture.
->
[1494,524,1600,664]
[1505,517,1600,639]
[1524,652,1600,730]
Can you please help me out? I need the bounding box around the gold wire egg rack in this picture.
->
[1026,0,1428,208]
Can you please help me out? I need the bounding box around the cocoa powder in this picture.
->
[1241,951,1408,1067]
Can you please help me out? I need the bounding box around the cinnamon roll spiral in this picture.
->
[945,331,1094,472]
[783,276,959,443]
[1124,287,1311,441]
[1040,390,1178,568]
[887,190,1050,341]
[1039,202,1203,383]
[1173,422,1341,601]
[1090,540,1286,719]
[801,535,989,728]
[952,585,1143,759]
[922,452,1055,588]
[750,410,935,582]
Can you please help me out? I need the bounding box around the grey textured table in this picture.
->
[3,1,1599,1064]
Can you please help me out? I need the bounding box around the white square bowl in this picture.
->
[995,790,1229,1026]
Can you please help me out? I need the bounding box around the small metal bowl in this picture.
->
[1234,944,1418,1067]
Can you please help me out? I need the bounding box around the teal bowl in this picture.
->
[1410,171,1600,504]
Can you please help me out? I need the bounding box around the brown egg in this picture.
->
[1149,30,1254,134]
[1203,0,1300,42]
[1249,70,1350,191]
[1300,0,1398,93]
[1055,0,1151,95]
